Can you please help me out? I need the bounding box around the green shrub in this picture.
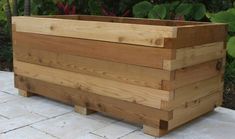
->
[132,1,207,20]
[228,37,235,57]
[133,1,153,18]
[207,8,235,58]
[148,4,167,19]
[0,42,12,71]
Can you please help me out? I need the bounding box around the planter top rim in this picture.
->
[14,14,226,27]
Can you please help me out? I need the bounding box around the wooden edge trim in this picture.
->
[12,16,176,47]
[31,15,206,26]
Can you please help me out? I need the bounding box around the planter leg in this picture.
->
[74,105,96,115]
[143,125,167,137]
[18,89,34,97]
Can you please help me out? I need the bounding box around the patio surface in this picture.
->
[0,71,235,139]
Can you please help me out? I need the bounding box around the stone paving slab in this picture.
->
[91,122,139,139]
[0,93,18,104]
[0,96,73,119]
[32,112,115,139]
[0,126,58,139]
[0,112,46,134]
[0,71,235,139]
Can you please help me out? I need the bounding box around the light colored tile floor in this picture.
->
[0,93,18,104]
[0,126,58,139]
[91,122,139,139]
[0,96,73,119]
[0,71,235,139]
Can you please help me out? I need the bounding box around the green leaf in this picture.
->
[161,3,171,19]
[133,1,153,18]
[227,36,235,57]
[175,3,193,16]
[0,11,6,21]
[170,1,180,11]
[192,3,206,20]
[208,8,235,32]
[88,0,102,15]
[148,5,167,19]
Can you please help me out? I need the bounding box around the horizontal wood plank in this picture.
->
[14,46,172,89]
[13,32,174,69]
[167,92,221,130]
[40,15,205,26]
[162,60,222,90]
[161,75,223,110]
[164,24,227,48]
[12,16,177,47]
[163,42,226,70]
[14,61,172,109]
[14,75,173,124]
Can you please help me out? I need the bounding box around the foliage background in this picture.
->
[0,0,235,109]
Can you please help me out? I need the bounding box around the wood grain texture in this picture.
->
[163,42,226,70]
[143,125,168,137]
[14,61,173,109]
[162,60,222,90]
[13,32,174,69]
[12,16,177,47]
[161,75,223,110]
[154,92,221,134]
[164,24,227,48]
[18,89,33,97]
[14,46,172,89]
[12,15,227,137]
[74,105,96,115]
[168,92,221,130]
[39,15,205,26]
[15,75,173,123]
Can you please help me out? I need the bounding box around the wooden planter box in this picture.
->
[12,15,227,137]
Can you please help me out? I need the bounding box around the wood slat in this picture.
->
[167,92,222,130]
[13,32,174,69]
[163,42,226,70]
[14,46,172,89]
[12,16,177,47]
[161,75,223,110]
[15,75,172,125]
[14,61,173,109]
[143,125,168,137]
[162,60,222,90]
[39,15,205,26]
[164,24,227,48]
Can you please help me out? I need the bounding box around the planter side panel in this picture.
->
[12,16,177,47]
[14,75,172,125]
[14,60,172,109]
[13,32,174,69]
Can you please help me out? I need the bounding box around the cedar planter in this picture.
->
[12,15,227,137]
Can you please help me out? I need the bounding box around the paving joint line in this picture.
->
[29,111,74,126]
[29,125,60,139]
[89,120,119,134]
[0,125,31,134]
[118,128,140,139]
[0,111,74,135]
[0,114,10,120]
[90,132,107,139]
[1,90,18,96]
